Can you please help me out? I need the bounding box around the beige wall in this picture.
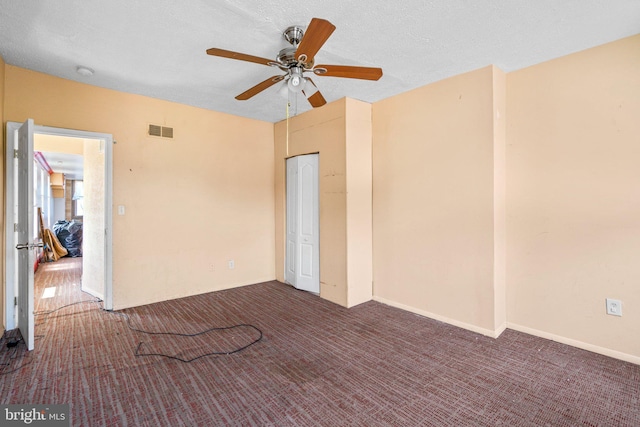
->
[274,98,373,307]
[506,34,640,362]
[1,54,5,330]
[345,99,373,307]
[372,66,505,336]
[82,138,105,299]
[35,134,84,155]
[4,66,275,309]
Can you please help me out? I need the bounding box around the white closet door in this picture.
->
[285,154,319,293]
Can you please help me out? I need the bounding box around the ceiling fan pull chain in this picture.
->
[286,101,290,157]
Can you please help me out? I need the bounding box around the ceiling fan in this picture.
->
[206,18,383,108]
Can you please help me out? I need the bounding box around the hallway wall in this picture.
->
[82,138,105,299]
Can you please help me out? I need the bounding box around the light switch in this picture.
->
[118,205,125,215]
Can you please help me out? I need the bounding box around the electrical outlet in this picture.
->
[606,298,622,317]
[228,260,235,270]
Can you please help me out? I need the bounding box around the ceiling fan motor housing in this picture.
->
[278,47,314,69]
[283,26,304,46]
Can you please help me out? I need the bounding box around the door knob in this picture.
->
[16,242,44,250]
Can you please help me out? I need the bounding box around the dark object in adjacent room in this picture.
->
[53,220,83,257]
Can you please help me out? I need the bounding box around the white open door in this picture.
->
[5,122,114,333]
[16,119,36,351]
[285,154,319,293]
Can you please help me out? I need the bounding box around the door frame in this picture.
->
[4,122,114,329]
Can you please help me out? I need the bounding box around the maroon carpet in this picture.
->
[1,258,639,426]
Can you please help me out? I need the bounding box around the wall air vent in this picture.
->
[148,124,162,137]
[161,126,173,139]
[148,124,174,139]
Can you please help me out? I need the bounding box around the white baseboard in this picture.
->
[494,321,507,338]
[373,296,504,338]
[507,322,640,365]
[372,297,640,365]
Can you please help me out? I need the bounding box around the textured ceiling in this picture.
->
[39,151,84,180]
[1,0,639,123]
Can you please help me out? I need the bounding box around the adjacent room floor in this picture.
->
[1,257,639,426]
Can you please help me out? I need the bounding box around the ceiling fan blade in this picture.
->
[307,91,327,108]
[295,18,336,64]
[206,48,274,67]
[303,79,327,108]
[236,75,285,100]
[314,64,383,81]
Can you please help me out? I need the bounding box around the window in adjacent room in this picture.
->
[72,180,84,219]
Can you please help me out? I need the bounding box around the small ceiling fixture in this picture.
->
[76,66,94,77]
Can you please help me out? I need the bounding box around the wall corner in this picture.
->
[345,97,374,307]
[492,65,507,332]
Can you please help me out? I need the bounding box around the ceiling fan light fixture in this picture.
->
[288,68,306,93]
[278,81,290,98]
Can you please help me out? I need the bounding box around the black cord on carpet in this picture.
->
[1,297,96,376]
[1,296,263,373]
[134,325,263,362]
[0,360,33,376]
[34,298,103,316]
[33,288,103,321]
[0,296,103,376]
[106,309,263,362]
